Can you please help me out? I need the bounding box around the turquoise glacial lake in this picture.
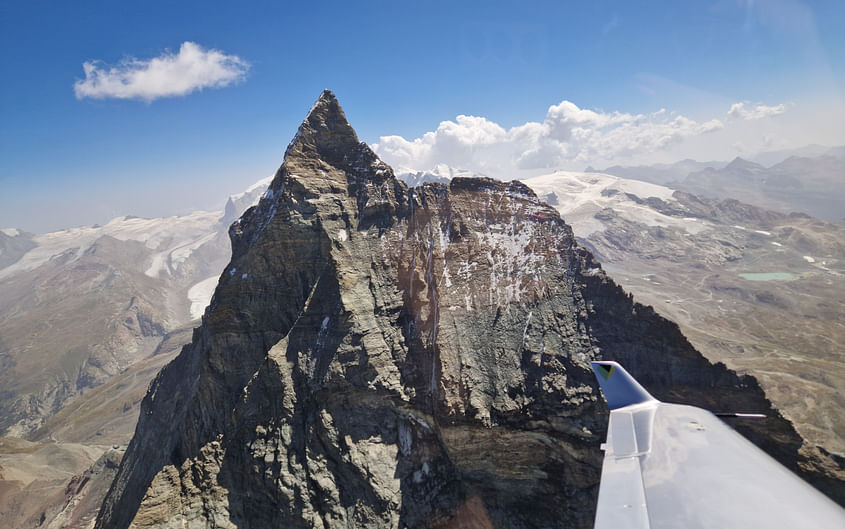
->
[738,272,796,281]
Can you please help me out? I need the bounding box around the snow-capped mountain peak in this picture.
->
[220,175,273,226]
[395,163,487,187]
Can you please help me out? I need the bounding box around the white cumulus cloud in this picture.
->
[373,100,724,177]
[74,42,249,102]
[727,101,787,120]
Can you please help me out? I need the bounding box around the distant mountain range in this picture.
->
[587,145,845,222]
[394,163,484,187]
[750,144,845,167]
[585,159,729,185]
[672,155,845,222]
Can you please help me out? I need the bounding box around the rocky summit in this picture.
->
[94,91,832,529]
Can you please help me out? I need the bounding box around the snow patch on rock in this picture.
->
[188,276,219,320]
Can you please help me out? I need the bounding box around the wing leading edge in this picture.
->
[590,361,845,529]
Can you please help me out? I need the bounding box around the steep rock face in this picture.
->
[96,91,823,529]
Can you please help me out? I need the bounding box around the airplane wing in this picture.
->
[590,361,845,529]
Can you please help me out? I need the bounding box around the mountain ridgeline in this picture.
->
[95,91,830,529]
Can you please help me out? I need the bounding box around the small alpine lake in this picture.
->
[738,272,796,281]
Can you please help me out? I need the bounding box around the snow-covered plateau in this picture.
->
[523,170,712,237]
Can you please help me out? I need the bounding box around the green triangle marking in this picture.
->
[596,364,615,381]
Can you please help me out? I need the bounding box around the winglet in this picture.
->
[591,361,658,410]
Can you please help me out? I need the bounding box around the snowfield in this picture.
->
[0,175,273,285]
[523,170,713,237]
[0,177,273,326]
[188,276,220,320]
[0,212,221,280]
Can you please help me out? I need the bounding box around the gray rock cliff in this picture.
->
[95,91,832,529]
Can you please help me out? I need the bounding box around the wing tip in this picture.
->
[591,361,658,410]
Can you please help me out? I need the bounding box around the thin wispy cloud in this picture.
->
[373,100,725,177]
[74,42,249,102]
[727,101,787,120]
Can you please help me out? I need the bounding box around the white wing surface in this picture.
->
[590,361,845,529]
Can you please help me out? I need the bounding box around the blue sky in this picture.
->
[1,0,843,233]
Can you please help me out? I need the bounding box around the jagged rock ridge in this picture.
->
[95,90,825,529]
